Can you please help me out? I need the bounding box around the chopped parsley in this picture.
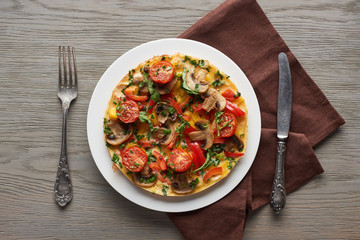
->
[192,144,225,172]
[138,111,154,132]
[103,118,112,135]
[234,91,241,98]
[211,78,225,87]
[162,185,169,196]
[226,156,238,169]
[190,178,199,189]
[215,70,223,80]
[214,111,224,136]
[181,67,199,95]
[168,106,176,115]
[141,67,161,102]
[111,153,122,168]
[175,116,190,147]
[163,129,172,135]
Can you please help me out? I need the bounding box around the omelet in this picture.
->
[103,53,248,196]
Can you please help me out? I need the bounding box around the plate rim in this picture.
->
[87,38,261,212]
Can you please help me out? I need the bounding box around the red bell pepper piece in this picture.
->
[183,125,196,135]
[189,142,206,166]
[225,100,246,118]
[189,143,200,170]
[137,139,157,148]
[152,150,168,171]
[221,88,239,100]
[203,167,223,182]
[163,96,183,115]
[167,132,178,149]
[147,99,155,114]
[124,86,148,102]
[182,114,191,122]
[224,151,244,158]
[213,137,225,144]
[185,136,192,147]
[149,162,171,185]
[178,96,192,109]
[192,102,203,112]
[119,134,135,155]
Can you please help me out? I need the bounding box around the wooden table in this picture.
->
[1,0,358,239]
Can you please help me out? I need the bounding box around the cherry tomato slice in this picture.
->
[168,148,192,172]
[149,61,175,84]
[117,98,140,123]
[203,167,223,182]
[218,112,237,137]
[122,146,147,172]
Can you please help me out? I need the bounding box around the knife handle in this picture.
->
[270,139,287,214]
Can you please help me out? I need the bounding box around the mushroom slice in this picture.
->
[152,120,176,146]
[132,164,157,188]
[132,72,144,84]
[188,120,214,149]
[131,72,150,95]
[171,172,195,194]
[202,95,217,112]
[201,88,226,112]
[155,102,178,124]
[186,69,209,93]
[106,120,133,146]
[155,76,177,95]
[224,135,245,152]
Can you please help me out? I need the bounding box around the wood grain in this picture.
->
[0,0,359,239]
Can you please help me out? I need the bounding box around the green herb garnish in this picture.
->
[139,111,154,132]
[141,67,161,102]
[162,185,169,196]
[181,67,199,95]
[103,118,112,135]
[111,153,123,168]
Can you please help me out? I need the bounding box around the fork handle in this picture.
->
[54,104,73,207]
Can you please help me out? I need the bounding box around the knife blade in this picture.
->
[270,52,292,214]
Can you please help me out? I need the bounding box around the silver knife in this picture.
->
[270,52,292,214]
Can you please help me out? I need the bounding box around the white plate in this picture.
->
[87,38,261,212]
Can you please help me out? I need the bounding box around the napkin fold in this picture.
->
[168,0,345,239]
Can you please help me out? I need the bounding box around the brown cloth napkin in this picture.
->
[167,0,345,239]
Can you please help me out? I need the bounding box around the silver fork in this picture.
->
[54,46,78,207]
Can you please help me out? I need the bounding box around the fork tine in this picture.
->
[62,46,68,88]
[72,47,78,89]
[58,46,62,89]
[67,47,73,88]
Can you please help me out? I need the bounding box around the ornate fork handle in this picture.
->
[270,139,287,214]
[54,103,73,207]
